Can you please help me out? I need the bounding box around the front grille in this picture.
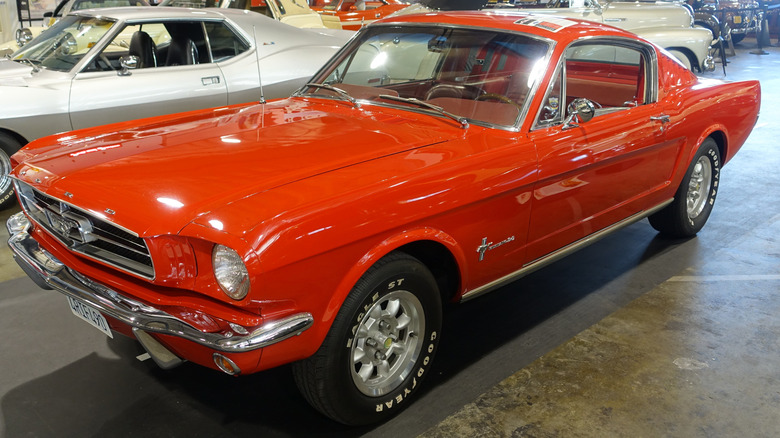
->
[15,181,155,279]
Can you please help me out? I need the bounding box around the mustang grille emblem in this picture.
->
[45,203,98,244]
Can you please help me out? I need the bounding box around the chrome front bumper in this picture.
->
[6,212,313,353]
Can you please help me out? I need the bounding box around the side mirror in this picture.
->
[563,98,596,130]
[15,28,33,47]
[43,11,53,17]
[119,55,140,76]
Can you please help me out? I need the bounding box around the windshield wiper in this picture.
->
[378,95,469,129]
[298,82,360,108]
[15,58,41,73]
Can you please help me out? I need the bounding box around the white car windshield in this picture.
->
[13,15,116,72]
[305,26,550,128]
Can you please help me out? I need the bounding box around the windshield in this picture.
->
[13,15,116,72]
[306,26,550,128]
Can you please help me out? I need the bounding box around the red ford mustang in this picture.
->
[7,11,760,425]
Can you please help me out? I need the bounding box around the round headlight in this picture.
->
[212,245,250,300]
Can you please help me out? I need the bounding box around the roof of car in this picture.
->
[377,10,635,41]
[71,5,240,21]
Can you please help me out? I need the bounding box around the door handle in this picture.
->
[201,76,221,86]
[650,115,670,123]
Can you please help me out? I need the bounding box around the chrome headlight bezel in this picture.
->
[212,244,250,300]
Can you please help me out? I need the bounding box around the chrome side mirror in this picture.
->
[563,98,596,130]
[16,28,33,48]
[119,55,140,76]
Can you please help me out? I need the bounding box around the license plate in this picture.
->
[67,296,113,338]
[733,15,742,24]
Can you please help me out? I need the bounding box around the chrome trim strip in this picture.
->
[7,212,314,353]
[460,199,674,302]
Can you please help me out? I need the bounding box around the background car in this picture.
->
[0,7,352,209]
[7,10,759,425]
[308,0,409,30]
[159,0,346,29]
[700,0,760,43]
[394,0,717,72]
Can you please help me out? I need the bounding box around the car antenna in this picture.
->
[253,26,266,104]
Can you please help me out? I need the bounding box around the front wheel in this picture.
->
[0,132,23,210]
[649,138,721,237]
[293,252,442,425]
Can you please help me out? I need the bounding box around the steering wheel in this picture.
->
[476,93,523,110]
[94,53,115,71]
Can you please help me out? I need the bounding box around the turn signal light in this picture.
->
[213,353,241,376]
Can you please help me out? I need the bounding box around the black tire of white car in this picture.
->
[649,138,721,238]
[0,132,22,210]
[293,252,442,425]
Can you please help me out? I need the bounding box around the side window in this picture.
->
[83,22,172,72]
[204,22,250,62]
[563,43,648,113]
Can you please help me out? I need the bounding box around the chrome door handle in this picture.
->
[650,115,670,123]
[201,76,221,86]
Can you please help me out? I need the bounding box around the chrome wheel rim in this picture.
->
[0,149,12,194]
[686,155,712,219]
[350,290,424,397]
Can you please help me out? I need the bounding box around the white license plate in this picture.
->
[67,296,114,338]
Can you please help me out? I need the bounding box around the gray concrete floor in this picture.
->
[0,38,778,437]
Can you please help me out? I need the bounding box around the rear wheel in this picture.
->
[0,132,22,210]
[293,252,442,425]
[649,138,721,237]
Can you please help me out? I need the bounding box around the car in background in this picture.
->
[698,0,759,43]
[7,10,759,425]
[0,0,149,56]
[0,7,351,209]
[394,0,716,72]
[308,0,408,30]
[159,0,345,29]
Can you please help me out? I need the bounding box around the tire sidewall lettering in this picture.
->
[374,333,437,413]
[686,144,720,229]
[0,187,14,207]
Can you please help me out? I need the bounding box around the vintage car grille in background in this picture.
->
[15,181,154,279]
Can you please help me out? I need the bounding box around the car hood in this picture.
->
[0,59,35,86]
[13,98,451,237]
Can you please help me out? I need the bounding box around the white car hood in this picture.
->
[0,59,35,87]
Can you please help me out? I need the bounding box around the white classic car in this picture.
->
[394,0,716,72]
[0,7,352,209]
[159,0,345,29]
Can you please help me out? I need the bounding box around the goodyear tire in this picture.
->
[293,252,442,425]
[0,132,22,210]
[649,138,721,237]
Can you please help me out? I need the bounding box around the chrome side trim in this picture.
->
[7,212,314,353]
[460,199,674,302]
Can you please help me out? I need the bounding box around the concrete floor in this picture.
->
[0,38,778,437]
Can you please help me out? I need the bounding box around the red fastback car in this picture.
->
[7,11,760,425]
